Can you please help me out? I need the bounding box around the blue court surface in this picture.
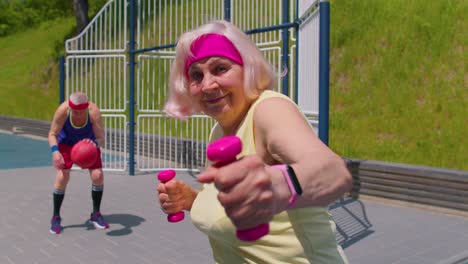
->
[0,132,50,169]
[0,132,121,170]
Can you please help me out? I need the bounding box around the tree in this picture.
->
[73,0,89,34]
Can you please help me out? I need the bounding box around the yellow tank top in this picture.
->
[191,90,348,263]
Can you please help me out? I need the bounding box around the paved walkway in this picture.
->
[1,132,467,264]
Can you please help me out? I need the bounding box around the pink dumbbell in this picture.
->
[157,170,185,223]
[207,136,270,242]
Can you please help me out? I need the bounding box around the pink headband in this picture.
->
[184,33,244,77]
[69,100,89,110]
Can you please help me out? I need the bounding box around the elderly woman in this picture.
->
[157,20,352,263]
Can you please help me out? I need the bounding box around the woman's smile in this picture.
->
[203,94,227,104]
[188,57,248,129]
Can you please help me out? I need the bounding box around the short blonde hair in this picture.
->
[164,20,277,119]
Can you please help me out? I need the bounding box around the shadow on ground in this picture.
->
[62,213,146,236]
[329,197,374,249]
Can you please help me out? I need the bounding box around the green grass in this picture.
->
[329,0,467,170]
[0,1,466,170]
[0,17,75,120]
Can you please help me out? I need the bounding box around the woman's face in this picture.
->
[187,57,249,129]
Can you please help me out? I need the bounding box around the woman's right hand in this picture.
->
[52,152,65,170]
[157,180,197,214]
[197,155,290,231]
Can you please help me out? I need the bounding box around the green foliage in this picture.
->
[329,0,467,170]
[0,0,74,36]
[0,0,107,120]
[0,0,107,37]
[0,0,466,170]
[89,0,109,14]
[0,17,76,120]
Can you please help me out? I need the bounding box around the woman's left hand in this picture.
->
[157,180,197,213]
[198,155,290,230]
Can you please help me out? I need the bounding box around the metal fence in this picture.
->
[60,0,329,175]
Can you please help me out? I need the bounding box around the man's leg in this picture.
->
[89,168,109,229]
[91,184,104,213]
[50,169,70,234]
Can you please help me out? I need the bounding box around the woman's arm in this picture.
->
[198,97,352,231]
[253,97,353,209]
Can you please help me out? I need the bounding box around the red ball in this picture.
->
[71,140,98,168]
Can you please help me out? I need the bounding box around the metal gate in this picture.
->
[60,0,329,175]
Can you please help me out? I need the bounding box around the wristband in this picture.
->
[286,164,303,196]
[51,145,59,154]
[271,164,300,207]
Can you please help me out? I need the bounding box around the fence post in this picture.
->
[294,0,299,103]
[128,0,136,175]
[319,0,330,145]
[281,0,290,96]
[224,0,231,21]
[59,56,65,104]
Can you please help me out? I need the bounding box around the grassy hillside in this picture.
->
[0,1,466,170]
[0,17,75,120]
[328,0,466,170]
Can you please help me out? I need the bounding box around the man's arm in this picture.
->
[89,102,105,148]
[48,103,68,147]
[48,103,68,170]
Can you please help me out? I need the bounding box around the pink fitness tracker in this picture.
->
[271,164,302,208]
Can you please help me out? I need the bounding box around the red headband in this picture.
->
[185,33,243,78]
[69,99,89,110]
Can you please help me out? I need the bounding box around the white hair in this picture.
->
[69,92,88,105]
[164,20,277,119]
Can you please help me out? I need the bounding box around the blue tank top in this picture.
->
[57,111,96,146]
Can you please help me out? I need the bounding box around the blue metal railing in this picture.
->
[58,0,329,175]
[128,0,137,175]
[59,56,65,104]
[319,0,330,145]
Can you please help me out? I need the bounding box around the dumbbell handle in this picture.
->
[157,170,185,223]
[207,136,270,242]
